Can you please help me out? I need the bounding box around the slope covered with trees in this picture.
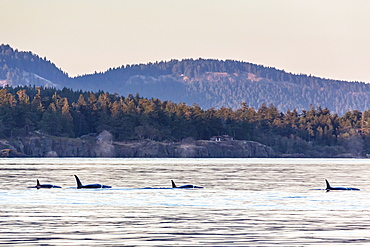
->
[1,44,370,115]
[72,59,370,115]
[1,86,369,157]
[0,44,68,88]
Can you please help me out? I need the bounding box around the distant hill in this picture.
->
[1,44,370,115]
[0,44,68,88]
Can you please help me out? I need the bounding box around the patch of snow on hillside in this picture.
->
[21,71,61,88]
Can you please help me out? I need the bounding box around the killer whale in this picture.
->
[325,179,360,191]
[74,175,111,189]
[171,180,203,189]
[28,179,62,189]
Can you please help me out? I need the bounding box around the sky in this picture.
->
[2,0,370,82]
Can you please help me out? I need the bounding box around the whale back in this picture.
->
[171,180,203,189]
[74,175,111,189]
[325,179,360,191]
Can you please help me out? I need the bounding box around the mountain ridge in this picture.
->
[1,44,370,115]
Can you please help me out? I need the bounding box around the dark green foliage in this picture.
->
[0,86,370,157]
[2,44,370,115]
[1,44,370,157]
[71,58,370,115]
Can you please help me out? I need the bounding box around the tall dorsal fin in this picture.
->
[74,175,83,189]
[171,180,177,188]
[37,179,40,186]
[325,179,331,190]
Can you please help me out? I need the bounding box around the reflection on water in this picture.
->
[0,158,370,245]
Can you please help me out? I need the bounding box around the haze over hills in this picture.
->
[1,44,369,115]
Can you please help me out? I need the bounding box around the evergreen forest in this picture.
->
[1,86,369,157]
[2,44,370,115]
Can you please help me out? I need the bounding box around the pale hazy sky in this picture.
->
[2,0,370,82]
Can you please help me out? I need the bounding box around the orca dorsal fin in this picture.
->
[74,175,83,189]
[171,180,177,188]
[325,179,331,190]
[37,179,40,186]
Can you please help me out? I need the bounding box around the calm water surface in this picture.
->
[0,158,370,246]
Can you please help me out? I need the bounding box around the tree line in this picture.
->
[72,58,370,115]
[3,44,370,115]
[0,44,68,85]
[0,86,369,157]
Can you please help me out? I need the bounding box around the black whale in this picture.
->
[28,179,62,189]
[74,175,111,189]
[325,179,360,191]
[171,180,203,189]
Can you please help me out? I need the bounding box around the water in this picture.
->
[0,158,370,246]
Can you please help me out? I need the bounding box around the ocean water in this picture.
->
[0,158,369,246]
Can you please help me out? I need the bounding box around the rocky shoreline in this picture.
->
[0,131,276,158]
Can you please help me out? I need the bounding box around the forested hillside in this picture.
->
[1,86,369,157]
[1,44,370,115]
[73,59,370,115]
[0,44,68,88]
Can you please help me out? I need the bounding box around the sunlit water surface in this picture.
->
[0,158,370,246]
